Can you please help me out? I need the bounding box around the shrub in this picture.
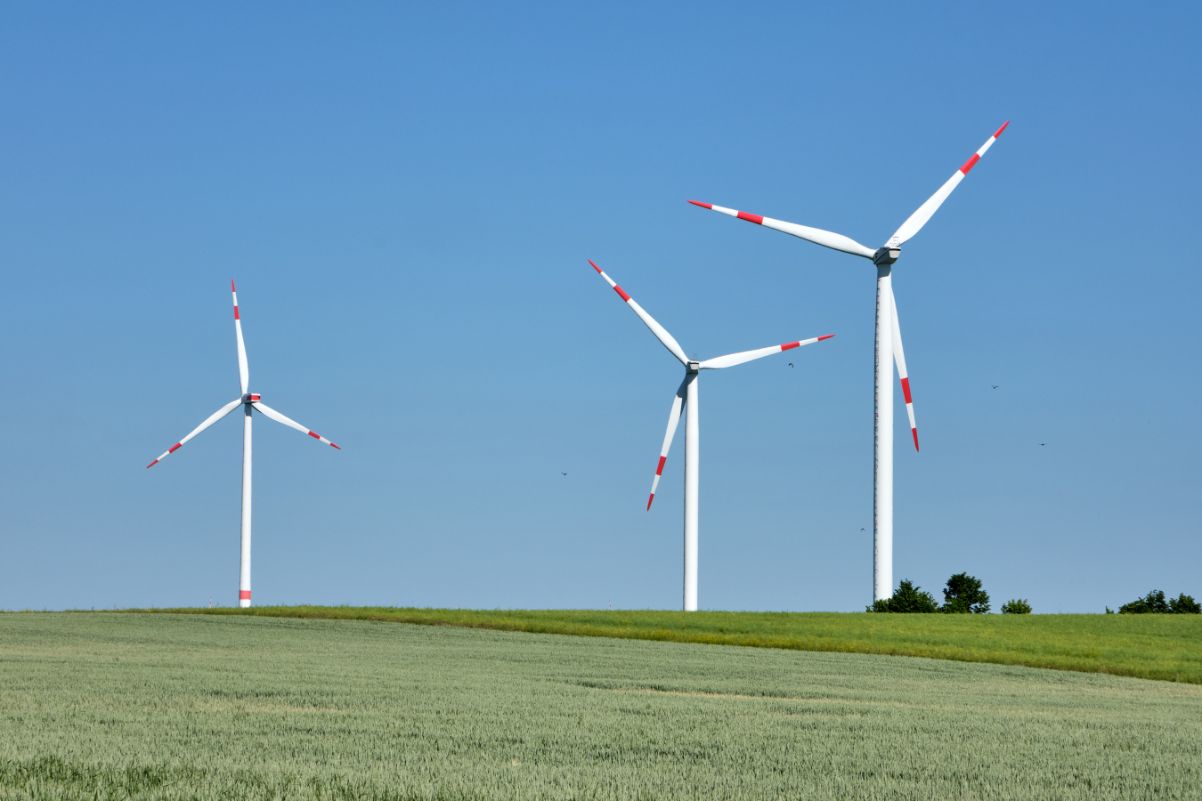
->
[868,580,939,613]
[1001,598,1032,615]
[942,573,991,614]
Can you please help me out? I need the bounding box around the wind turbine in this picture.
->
[146,280,341,608]
[689,121,1008,603]
[588,259,833,611]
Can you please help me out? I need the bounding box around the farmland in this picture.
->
[2,613,1200,800]
[157,605,1202,684]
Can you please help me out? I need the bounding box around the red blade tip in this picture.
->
[911,429,920,452]
[587,259,603,274]
[994,120,1010,139]
[646,493,655,511]
[146,460,158,469]
[818,334,835,341]
[687,200,712,209]
[231,279,236,292]
[331,442,341,450]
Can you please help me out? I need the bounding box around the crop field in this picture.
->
[2,613,1200,800]
[157,605,1202,684]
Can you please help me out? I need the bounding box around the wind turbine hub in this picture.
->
[872,247,900,266]
[687,360,701,373]
[243,393,261,403]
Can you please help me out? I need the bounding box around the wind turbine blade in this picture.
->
[647,378,688,510]
[889,285,918,452]
[588,260,689,365]
[688,200,876,259]
[699,335,834,370]
[253,402,341,449]
[146,398,243,468]
[231,280,249,395]
[886,121,1009,248]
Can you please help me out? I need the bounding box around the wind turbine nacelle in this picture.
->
[687,361,701,373]
[873,247,901,266]
[244,393,261,403]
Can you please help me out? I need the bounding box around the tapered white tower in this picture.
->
[589,260,832,610]
[690,121,1008,602]
[147,280,341,607]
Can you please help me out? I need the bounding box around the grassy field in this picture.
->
[149,606,1202,684]
[1,613,1200,800]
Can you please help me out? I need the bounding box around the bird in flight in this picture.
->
[992,384,999,390]
[787,362,794,368]
[561,471,568,476]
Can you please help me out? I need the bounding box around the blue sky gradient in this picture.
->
[1,2,1198,612]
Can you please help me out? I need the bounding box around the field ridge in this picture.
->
[131,606,1202,684]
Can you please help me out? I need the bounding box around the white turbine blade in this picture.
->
[647,378,688,511]
[231,279,249,395]
[253,402,341,450]
[146,398,242,468]
[699,334,834,370]
[588,260,689,365]
[886,121,1009,248]
[889,286,918,452]
[688,200,876,260]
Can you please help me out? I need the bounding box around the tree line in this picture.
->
[868,575,1199,614]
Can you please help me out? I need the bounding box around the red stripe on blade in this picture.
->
[646,493,655,511]
[330,442,341,450]
[993,120,1010,139]
[900,377,913,404]
[308,431,320,440]
[781,341,800,351]
[587,259,603,274]
[168,442,182,453]
[687,200,712,209]
[233,306,240,320]
[146,459,159,469]
[231,279,237,292]
[655,456,667,476]
[239,590,251,600]
[911,429,920,452]
[960,153,981,174]
[613,285,631,302]
[736,210,764,225]
[818,334,835,341]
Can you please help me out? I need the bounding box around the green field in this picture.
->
[2,613,1200,800]
[153,606,1202,684]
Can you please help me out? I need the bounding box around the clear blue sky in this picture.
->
[2,2,1198,613]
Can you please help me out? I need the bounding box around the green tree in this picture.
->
[1119,590,1170,614]
[1001,598,1032,614]
[868,580,939,613]
[942,573,990,614]
[1169,593,1201,614]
